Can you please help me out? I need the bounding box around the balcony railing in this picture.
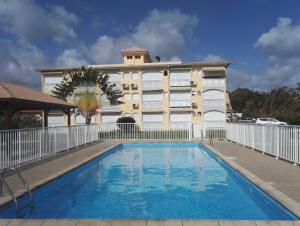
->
[111,82,121,90]
[203,99,224,113]
[170,100,191,108]
[44,84,56,93]
[101,102,122,112]
[142,101,163,109]
[170,80,190,87]
[142,80,163,90]
[143,122,164,130]
[170,122,191,129]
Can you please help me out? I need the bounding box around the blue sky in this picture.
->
[0,0,300,90]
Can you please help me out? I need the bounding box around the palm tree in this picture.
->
[77,91,100,124]
[53,67,123,124]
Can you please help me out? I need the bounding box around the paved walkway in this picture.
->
[208,140,300,203]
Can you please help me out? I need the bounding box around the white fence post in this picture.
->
[18,130,21,166]
[276,126,279,159]
[262,126,265,154]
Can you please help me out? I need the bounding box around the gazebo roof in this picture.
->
[0,81,75,110]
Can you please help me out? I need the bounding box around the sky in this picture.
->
[0,0,300,91]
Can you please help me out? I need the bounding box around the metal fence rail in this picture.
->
[0,125,98,169]
[98,122,227,141]
[227,123,300,165]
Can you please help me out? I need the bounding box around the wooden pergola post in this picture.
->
[67,109,71,126]
[43,109,49,128]
[62,108,72,126]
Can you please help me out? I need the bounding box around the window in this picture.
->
[197,91,201,96]
[135,55,140,59]
[132,93,139,100]
[124,73,131,80]
[132,72,139,80]
[192,112,196,117]
[127,56,133,59]
[164,71,168,76]
[192,91,196,96]
[124,93,131,101]
[198,112,202,117]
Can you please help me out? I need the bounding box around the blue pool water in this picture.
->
[0,143,298,220]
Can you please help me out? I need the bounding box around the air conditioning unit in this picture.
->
[133,103,139,109]
[192,103,198,108]
[122,84,129,89]
[131,84,138,89]
[190,81,197,86]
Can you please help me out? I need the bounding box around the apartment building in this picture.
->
[39,47,230,128]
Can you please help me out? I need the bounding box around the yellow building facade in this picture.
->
[39,47,230,129]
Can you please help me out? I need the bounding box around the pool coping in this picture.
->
[204,142,300,219]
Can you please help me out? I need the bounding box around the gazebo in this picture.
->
[0,81,76,129]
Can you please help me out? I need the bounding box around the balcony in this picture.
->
[170,100,191,109]
[142,80,163,91]
[100,102,122,112]
[142,101,163,111]
[43,84,56,93]
[111,82,121,90]
[203,100,225,113]
[203,79,225,92]
[169,80,191,89]
[170,121,191,129]
[142,122,164,130]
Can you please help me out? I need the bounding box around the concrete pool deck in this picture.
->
[1,140,300,225]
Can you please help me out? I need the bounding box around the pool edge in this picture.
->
[203,142,300,219]
[1,140,300,223]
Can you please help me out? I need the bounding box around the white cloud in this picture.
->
[225,17,300,91]
[202,54,225,62]
[0,0,79,42]
[0,39,45,89]
[253,17,300,89]
[56,49,88,67]
[88,9,199,64]
[90,36,117,64]
[255,17,300,61]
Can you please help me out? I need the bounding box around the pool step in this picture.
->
[0,167,33,216]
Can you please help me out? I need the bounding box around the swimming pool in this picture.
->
[0,143,298,220]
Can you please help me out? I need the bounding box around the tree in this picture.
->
[117,117,136,124]
[116,117,137,131]
[0,112,42,130]
[77,91,100,124]
[230,86,300,125]
[53,67,123,124]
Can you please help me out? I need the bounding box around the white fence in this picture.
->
[227,123,300,164]
[0,125,98,169]
[99,122,227,141]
